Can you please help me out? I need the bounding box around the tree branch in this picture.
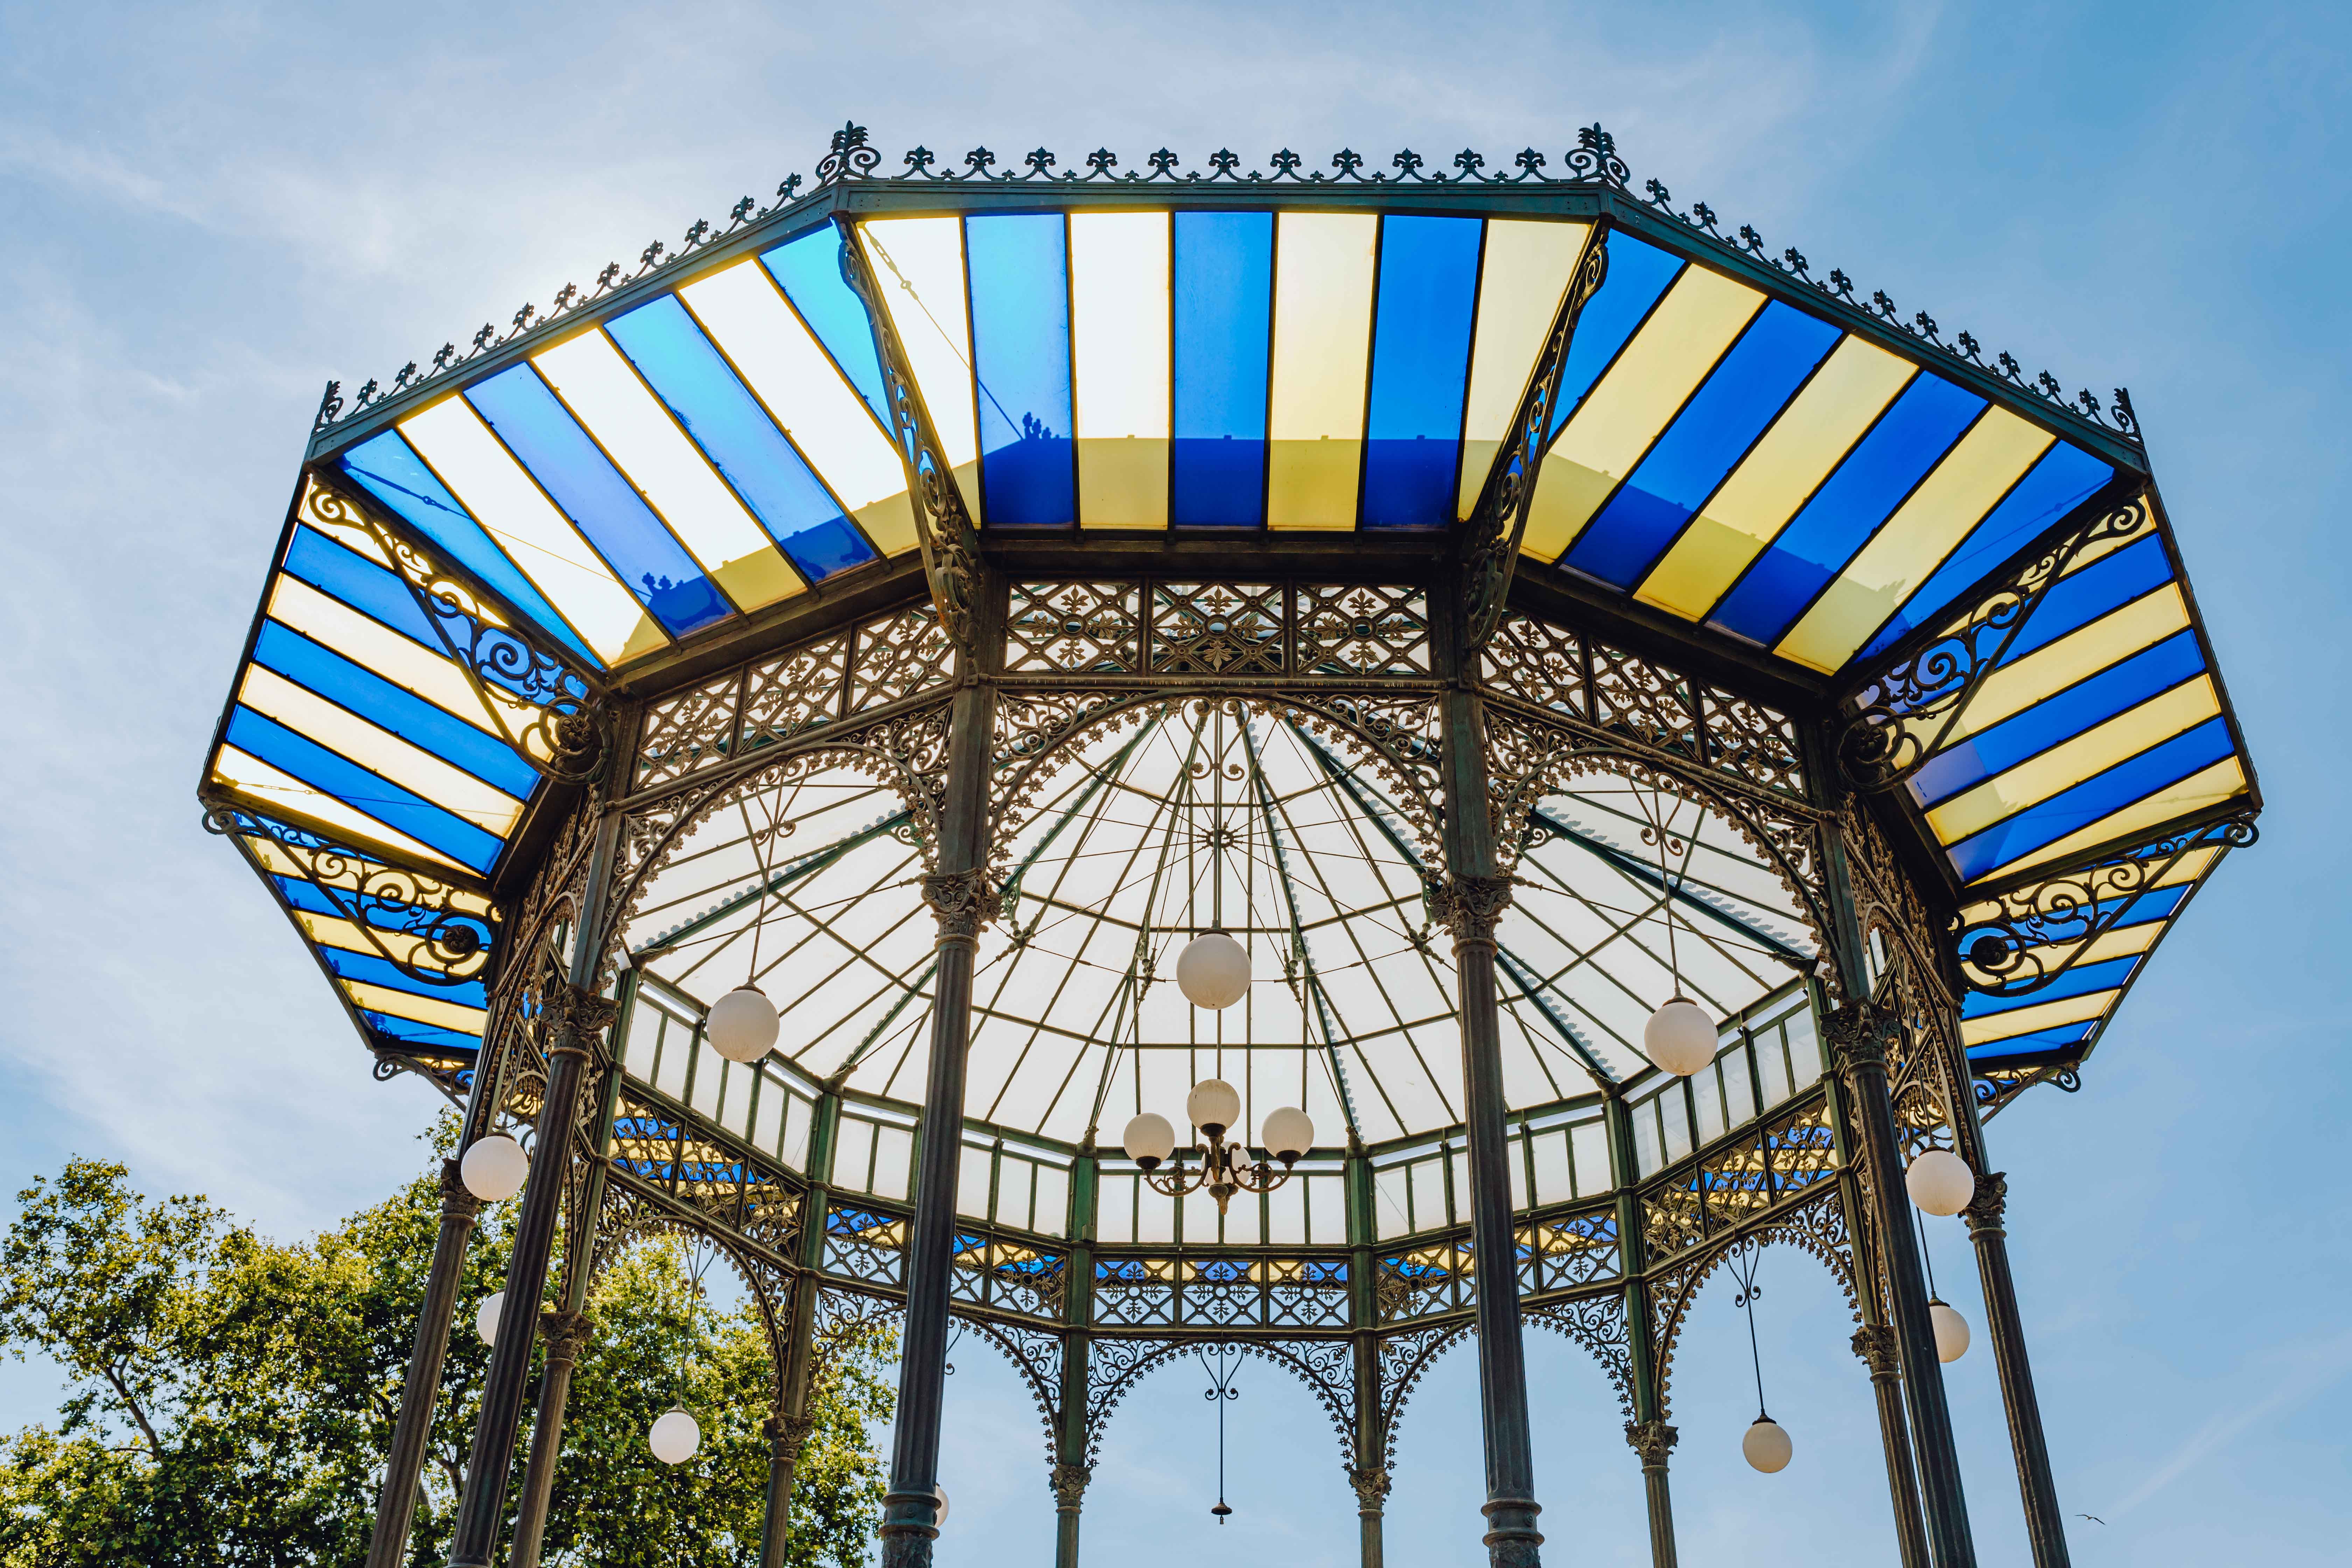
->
[97,1360,162,1455]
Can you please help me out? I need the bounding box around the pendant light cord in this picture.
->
[1731,1244,1769,1420]
[1200,1345,1239,1521]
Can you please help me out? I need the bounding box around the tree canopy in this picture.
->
[0,1127,893,1567]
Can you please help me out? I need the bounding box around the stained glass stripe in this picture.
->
[1361,215,1482,530]
[1070,210,1171,528]
[251,620,536,799]
[967,214,1077,526]
[220,711,500,872]
[760,225,892,430]
[1171,210,1273,527]
[1267,211,1377,530]
[1456,219,1591,519]
[856,216,982,514]
[236,667,525,838]
[1947,722,2239,882]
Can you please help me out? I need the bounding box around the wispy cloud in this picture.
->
[2109,1328,2352,1519]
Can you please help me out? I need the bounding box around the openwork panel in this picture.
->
[1375,1236,1475,1324]
[951,1231,1069,1321]
[634,670,744,790]
[1590,639,1704,762]
[1517,1208,1621,1296]
[822,1203,908,1288]
[1640,1089,1836,1266]
[741,627,853,753]
[607,1086,806,1259]
[1702,690,1804,796]
[1006,581,1141,673]
[1093,1254,1351,1330]
[848,602,955,712]
[1296,583,1430,675]
[1149,582,1285,674]
[1482,611,1590,719]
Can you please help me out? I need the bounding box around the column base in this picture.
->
[1480,1497,1544,1568]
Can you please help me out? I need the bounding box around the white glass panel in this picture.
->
[690,1043,723,1121]
[1634,1102,1664,1178]
[1181,1184,1219,1246]
[750,1080,783,1161]
[958,1146,993,1218]
[1572,1119,1610,1197]
[1138,1180,1176,1244]
[1695,1064,1727,1147]
[993,1157,1035,1230]
[834,1118,874,1190]
[1507,1137,1529,1210]
[872,1126,913,1201]
[1224,1192,1262,1247]
[780,1093,810,1169]
[1531,1130,1572,1206]
[1375,1166,1411,1241]
[1788,1010,1824,1088]
[1267,1175,1307,1245]
[1034,1164,1069,1238]
[1099,1172,1136,1245]
[653,1017,689,1100]
[1725,1047,1758,1128]
[1409,1160,1445,1233]
[719,1065,752,1137]
[1662,1088,1694,1164]
[1447,1146,1471,1225]
[1307,1174,1345,1245]
[623,998,663,1077]
[1759,1030,1793,1109]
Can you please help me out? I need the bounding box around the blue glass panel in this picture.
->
[1563,302,1840,586]
[1908,632,2206,806]
[2001,537,2175,663]
[1549,233,1684,434]
[606,296,878,582]
[1965,1023,2096,1063]
[252,621,539,800]
[761,227,891,428]
[360,1011,484,1054]
[1956,883,2189,957]
[1172,211,1273,526]
[1858,443,2113,660]
[317,945,490,1008]
[1710,374,1982,643]
[1960,957,2140,1017]
[225,708,503,872]
[337,433,600,665]
[1361,216,1482,530]
[966,214,1077,526]
[464,365,728,637]
[1947,718,2235,881]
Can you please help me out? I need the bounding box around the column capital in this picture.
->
[437,1158,485,1223]
[1347,1464,1392,1512]
[1825,998,1892,1078]
[1962,1171,2009,1235]
[1429,874,1514,945]
[537,1310,594,1365]
[763,1411,817,1461]
[1623,1419,1678,1469]
[544,982,619,1061]
[1049,1462,1092,1509]
[920,870,997,940]
[1852,1322,1902,1378]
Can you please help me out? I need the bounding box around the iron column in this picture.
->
[1436,684,1544,1568]
[506,1309,593,1567]
[1961,1171,2071,1568]
[876,677,997,1568]
[363,1158,482,1568]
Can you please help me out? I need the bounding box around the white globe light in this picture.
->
[1930,1299,1972,1364]
[1262,1106,1315,1162]
[649,1406,701,1465]
[1176,932,1251,1010]
[1123,1112,1176,1170]
[1643,998,1717,1077]
[706,985,781,1063]
[1742,1416,1793,1474]
[1186,1078,1242,1137]
[460,1134,530,1202]
[933,1485,950,1527]
[474,1290,503,1344]
[1905,1149,1976,1216]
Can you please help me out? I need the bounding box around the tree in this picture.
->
[0,1135,894,1567]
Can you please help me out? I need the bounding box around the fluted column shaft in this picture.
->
[507,1310,593,1567]
[364,1161,482,1568]
[1854,1324,1932,1568]
[1624,1421,1678,1568]
[1964,1174,2071,1567]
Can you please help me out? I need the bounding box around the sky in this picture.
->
[1,0,2347,1562]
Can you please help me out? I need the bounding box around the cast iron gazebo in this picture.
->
[200,122,2260,1568]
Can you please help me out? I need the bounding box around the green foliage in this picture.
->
[0,1131,894,1568]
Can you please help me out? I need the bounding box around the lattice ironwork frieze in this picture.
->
[1093,1255,1351,1331]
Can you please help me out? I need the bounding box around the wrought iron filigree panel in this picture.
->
[1092,1255,1351,1330]
[1646,1186,1857,1417]
[1084,1333,1356,1466]
[1523,1292,1634,1418]
[1150,581,1286,674]
[1639,1091,1836,1266]
[1518,1208,1622,1296]
[1374,1236,1475,1324]
[1005,580,1141,673]
[608,1084,806,1259]
[952,1232,1069,1319]
[1295,583,1430,675]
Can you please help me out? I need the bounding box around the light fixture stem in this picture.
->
[1734,1244,1768,1420]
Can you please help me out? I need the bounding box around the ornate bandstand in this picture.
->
[199,123,2260,1568]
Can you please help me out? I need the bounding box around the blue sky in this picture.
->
[1,1,2346,1562]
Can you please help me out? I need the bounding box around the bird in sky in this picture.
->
[2079,1514,2107,1526]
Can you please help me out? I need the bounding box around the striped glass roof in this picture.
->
[204,149,2258,1092]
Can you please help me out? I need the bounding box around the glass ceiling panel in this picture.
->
[623,704,1814,1144]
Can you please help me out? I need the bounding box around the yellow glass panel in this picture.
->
[531,328,803,611]
[1960,989,2112,1046]
[1070,211,1171,529]
[1267,212,1377,530]
[2058,516,2145,579]
[211,746,469,874]
[1930,678,2220,845]
[680,259,919,556]
[1519,266,1765,561]
[1456,220,1591,519]
[237,666,526,836]
[247,837,492,912]
[1946,586,2190,743]
[343,979,489,1035]
[1634,338,1914,618]
[265,577,514,738]
[856,217,979,486]
[1973,758,2249,886]
[1776,409,2056,672]
[399,397,660,663]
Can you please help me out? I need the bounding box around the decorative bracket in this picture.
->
[202,795,498,986]
[1834,489,2153,791]
[1458,225,1612,648]
[832,213,983,658]
[1954,813,2255,998]
[306,480,613,785]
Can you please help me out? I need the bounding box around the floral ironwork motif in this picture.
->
[1295,583,1431,676]
[1836,492,2153,791]
[1150,582,1286,674]
[1525,1292,1635,1418]
[1092,1256,1352,1330]
[1005,581,1142,673]
[1083,1335,1356,1466]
